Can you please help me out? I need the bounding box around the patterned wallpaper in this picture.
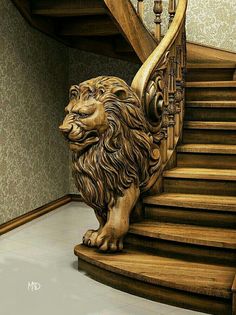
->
[68,49,139,193]
[131,0,236,52]
[1,0,235,224]
[0,0,69,224]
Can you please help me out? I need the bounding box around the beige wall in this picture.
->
[131,0,236,52]
[0,0,69,224]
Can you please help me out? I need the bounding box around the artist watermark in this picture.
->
[27,281,41,292]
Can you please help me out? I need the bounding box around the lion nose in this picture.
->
[59,122,72,134]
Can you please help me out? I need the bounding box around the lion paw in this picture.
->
[96,229,124,252]
[83,229,100,247]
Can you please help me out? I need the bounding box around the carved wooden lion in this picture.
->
[59,76,161,252]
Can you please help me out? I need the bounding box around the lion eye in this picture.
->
[78,113,90,119]
[70,90,79,100]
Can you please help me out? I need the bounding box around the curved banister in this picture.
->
[131,0,188,174]
[132,0,188,98]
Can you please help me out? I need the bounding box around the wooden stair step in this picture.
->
[186,101,236,108]
[129,221,236,249]
[177,144,236,154]
[187,63,236,69]
[74,244,236,300]
[186,81,236,88]
[186,81,236,101]
[31,0,107,16]
[144,193,236,212]
[58,16,119,37]
[184,121,236,130]
[163,167,236,181]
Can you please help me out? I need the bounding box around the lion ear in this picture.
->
[113,87,127,101]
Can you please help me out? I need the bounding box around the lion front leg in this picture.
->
[83,210,106,247]
[95,184,140,252]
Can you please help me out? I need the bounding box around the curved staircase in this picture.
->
[75,66,236,314]
[12,0,236,314]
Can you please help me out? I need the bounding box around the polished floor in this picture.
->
[0,202,207,315]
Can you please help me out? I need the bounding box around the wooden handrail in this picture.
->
[104,0,156,62]
[132,0,188,170]
[132,0,187,99]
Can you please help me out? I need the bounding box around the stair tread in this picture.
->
[177,144,236,154]
[129,221,236,249]
[187,63,236,69]
[75,244,236,299]
[184,121,236,130]
[186,100,236,108]
[143,193,236,212]
[163,167,236,181]
[186,81,236,88]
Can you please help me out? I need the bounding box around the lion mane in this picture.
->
[71,76,160,217]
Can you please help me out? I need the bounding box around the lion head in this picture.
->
[60,76,160,214]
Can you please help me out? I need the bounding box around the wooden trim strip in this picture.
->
[0,194,82,236]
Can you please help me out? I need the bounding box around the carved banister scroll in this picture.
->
[153,0,163,43]
[137,0,144,20]
[132,0,187,172]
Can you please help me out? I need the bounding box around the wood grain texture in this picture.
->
[59,16,119,37]
[32,0,107,16]
[163,167,236,181]
[129,221,236,249]
[74,244,236,299]
[77,255,232,315]
[184,121,236,130]
[177,152,236,169]
[144,193,236,212]
[177,144,236,154]
[183,129,236,145]
[233,275,236,315]
[186,81,236,88]
[145,205,236,228]
[186,101,236,108]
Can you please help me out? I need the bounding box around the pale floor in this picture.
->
[0,202,208,315]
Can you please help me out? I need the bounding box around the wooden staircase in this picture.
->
[75,65,236,314]
[12,0,236,314]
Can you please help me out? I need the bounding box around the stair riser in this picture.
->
[145,206,236,228]
[125,234,236,266]
[186,87,236,101]
[185,108,236,122]
[164,178,236,196]
[183,129,236,144]
[177,153,236,169]
[186,69,234,82]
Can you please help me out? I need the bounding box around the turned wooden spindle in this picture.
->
[167,55,176,150]
[153,0,163,43]
[137,0,144,20]
[168,0,176,25]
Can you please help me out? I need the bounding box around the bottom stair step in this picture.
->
[74,244,235,315]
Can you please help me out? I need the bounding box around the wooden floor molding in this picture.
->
[0,194,83,236]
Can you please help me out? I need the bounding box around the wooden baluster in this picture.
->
[168,0,176,25]
[167,55,176,150]
[137,0,144,20]
[175,45,182,137]
[153,0,163,43]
